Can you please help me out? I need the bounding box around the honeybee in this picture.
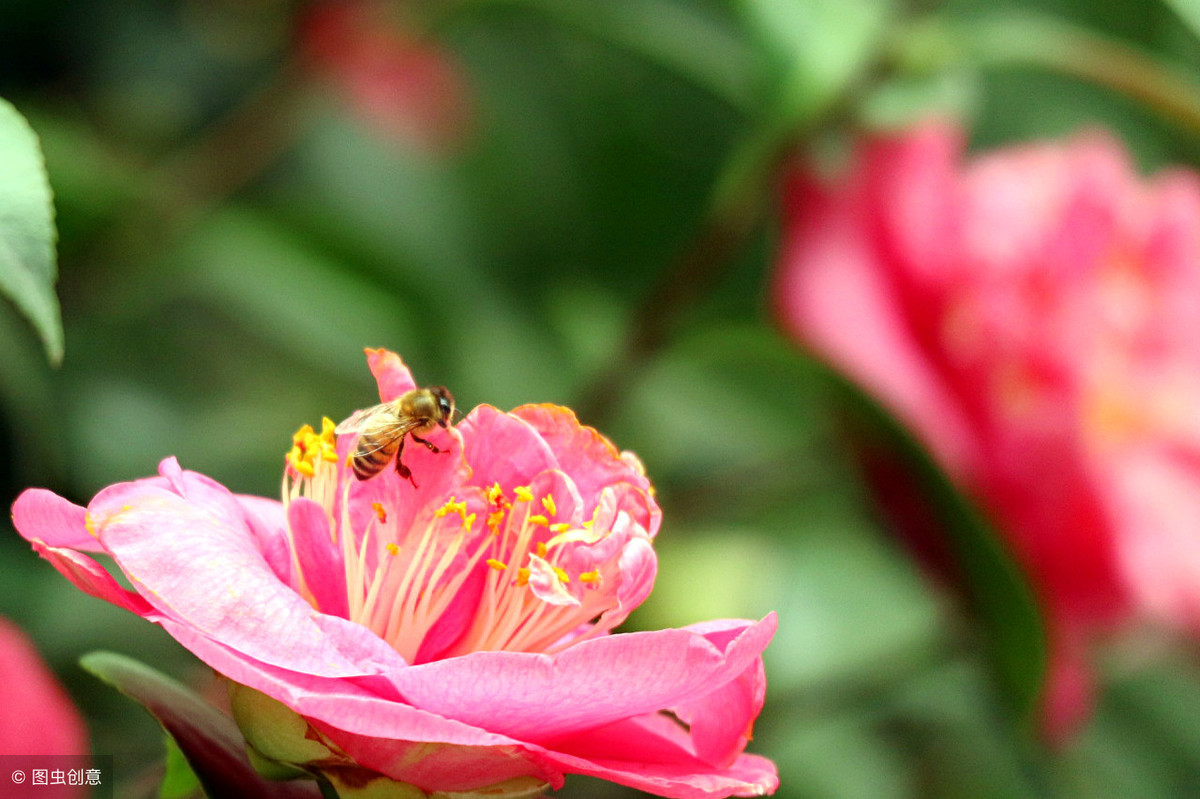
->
[336,386,455,484]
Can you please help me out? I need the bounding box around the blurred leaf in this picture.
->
[1061,659,1200,797]
[1161,0,1200,43]
[80,651,322,799]
[738,0,892,128]
[857,69,981,130]
[0,97,63,365]
[885,662,1045,798]
[176,209,417,380]
[160,734,204,799]
[445,0,756,112]
[770,712,913,799]
[817,364,1046,726]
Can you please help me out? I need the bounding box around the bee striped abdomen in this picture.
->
[351,435,400,480]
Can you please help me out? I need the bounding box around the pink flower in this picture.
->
[301,1,470,149]
[12,348,777,798]
[0,616,88,758]
[774,119,1200,738]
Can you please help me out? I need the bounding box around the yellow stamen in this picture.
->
[385,543,400,556]
[514,486,534,503]
[486,483,505,505]
[536,542,548,558]
[487,510,506,533]
[528,514,549,527]
[287,418,339,478]
[549,522,571,534]
[487,559,508,571]
[541,494,557,517]
[372,503,387,523]
[553,567,570,584]
[579,570,600,584]
[515,567,531,586]
[292,424,314,445]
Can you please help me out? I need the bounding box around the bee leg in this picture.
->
[411,434,443,454]
[394,437,419,488]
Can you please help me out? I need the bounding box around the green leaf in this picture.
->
[816,364,1046,726]
[160,735,204,799]
[1161,0,1200,43]
[80,651,322,799]
[0,98,63,365]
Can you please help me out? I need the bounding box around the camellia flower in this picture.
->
[774,119,1200,738]
[0,616,88,760]
[12,348,777,798]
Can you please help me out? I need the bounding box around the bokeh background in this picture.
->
[3,0,1200,796]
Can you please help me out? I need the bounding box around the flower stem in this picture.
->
[899,13,1200,138]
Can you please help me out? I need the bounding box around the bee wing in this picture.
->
[337,404,424,457]
[335,404,389,435]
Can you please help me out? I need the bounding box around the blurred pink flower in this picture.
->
[0,616,88,758]
[301,1,470,149]
[13,348,777,798]
[775,119,1200,738]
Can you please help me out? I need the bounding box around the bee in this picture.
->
[335,386,455,484]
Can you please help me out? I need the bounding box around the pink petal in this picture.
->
[544,713,778,799]
[458,405,557,491]
[30,541,159,617]
[514,404,661,535]
[672,654,764,766]
[158,618,528,751]
[0,617,89,760]
[544,712,779,796]
[11,489,103,553]
[236,494,295,587]
[288,498,349,618]
[89,470,401,678]
[366,347,418,402]
[412,563,486,664]
[391,616,776,743]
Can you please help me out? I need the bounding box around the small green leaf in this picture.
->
[80,651,322,799]
[160,735,204,799]
[0,98,63,365]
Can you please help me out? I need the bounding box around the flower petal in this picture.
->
[0,617,90,758]
[543,712,778,799]
[458,405,557,491]
[514,404,661,535]
[391,616,776,743]
[289,498,349,618]
[236,494,294,587]
[89,467,400,678]
[29,541,159,617]
[366,347,419,402]
[12,488,103,553]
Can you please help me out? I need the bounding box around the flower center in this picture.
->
[280,419,640,664]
